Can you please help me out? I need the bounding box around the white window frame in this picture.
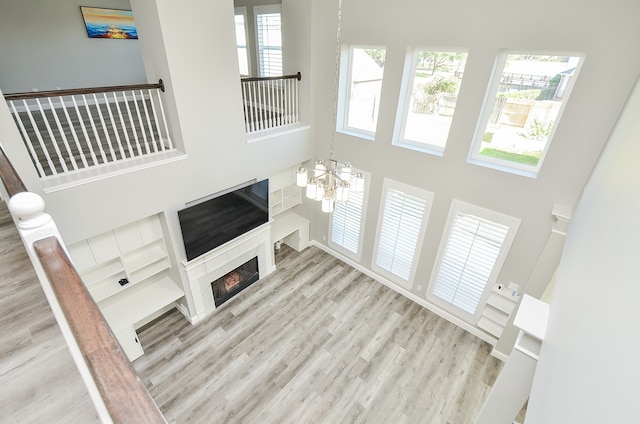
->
[468,50,584,178]
[393,47,468,156]
[372,178,434,289]
[328,170,370,261]
[234,7,250,77]
[336,45,386,141]
[426,200,520,323]
[254,4,282,77]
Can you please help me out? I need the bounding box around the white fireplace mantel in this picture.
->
[181,223,275,323]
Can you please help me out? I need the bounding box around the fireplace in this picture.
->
[181,223,275,323]
[211,257,259,307]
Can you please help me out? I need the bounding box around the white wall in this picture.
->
[525,76,640,422]
[306,0,640,354]
[0,0,146,93]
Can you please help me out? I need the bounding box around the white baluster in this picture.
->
[47,97,77,171]
[59,96,89,168]
[9,101,46,177]
[102,93,126,160]
[92,93,117,162]
[123,91,143,156]
[82,94,108,164]
[112,92,134,158]
[139,90,158,153]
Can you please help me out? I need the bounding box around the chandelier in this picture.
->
[295,0,364,213]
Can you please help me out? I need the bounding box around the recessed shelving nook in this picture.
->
[270,164,310,252]
[67,214,184,361]
[477,284,519,339]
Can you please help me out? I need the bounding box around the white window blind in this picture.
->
[374,181,432,283]
[255,6,282,77]
[429,201,519,321]
[330,175,367,258]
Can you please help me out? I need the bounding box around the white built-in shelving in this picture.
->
[477,284,519,339]
[270,164,310,252]
[67,214,183,361]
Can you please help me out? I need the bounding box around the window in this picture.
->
[338,47,386,138]
[427,200,520,322]
[469,52,583,177]
[394,48,468,155]
[329,171,369,260]
[234,8,249,76]
[255,5,282,77]
[373,179,433,287]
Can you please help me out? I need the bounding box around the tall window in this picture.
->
[394,48,468,155]
[427,200,520,322]
[373,179,433,287]
[329,171,369,261]
[255,5,282,77]
[469,52,583,177]
[338,46,386,138]
[234,8,249,76]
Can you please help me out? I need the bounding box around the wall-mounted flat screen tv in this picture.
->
[178,179,269,261]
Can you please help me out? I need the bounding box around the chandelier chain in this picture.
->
[329,0,342,162]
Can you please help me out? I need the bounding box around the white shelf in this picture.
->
[478,315,505,338]
[478,284,520,340]
[122,241,167,273]
[271,164,302,218]
[81,259,124,286]
[101,275,184,332]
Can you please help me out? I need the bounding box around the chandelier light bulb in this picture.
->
[305,178,317,199]
[296,167,308,187]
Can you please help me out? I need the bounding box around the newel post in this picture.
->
[7,192,112,423]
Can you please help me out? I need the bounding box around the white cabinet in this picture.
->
[477,284,519,339]
[67,214,184,361]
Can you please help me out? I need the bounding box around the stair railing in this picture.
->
[241,72,301,134]
[4,81,173,179]
[0,144,166,424]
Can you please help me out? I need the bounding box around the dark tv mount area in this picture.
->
[178,179,269,261]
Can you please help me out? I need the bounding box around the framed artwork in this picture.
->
[80,7,138,39]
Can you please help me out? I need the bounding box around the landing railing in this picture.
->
[0,145,165,423]
[241,72,301,134]
[4,81,173,179]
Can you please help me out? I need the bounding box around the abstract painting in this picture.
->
[80,7,138,39]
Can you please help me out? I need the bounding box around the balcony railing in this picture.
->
[241,72,301,134]
[0,144,166,423]
[4,81,173,179]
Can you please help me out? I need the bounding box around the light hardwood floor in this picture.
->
[134,245,503,424]
[0,200,98,423]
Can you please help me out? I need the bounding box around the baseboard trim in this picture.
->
[310,241,500,350]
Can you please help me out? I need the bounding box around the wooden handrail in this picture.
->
[33,236,166,424]
[0,144,27,196]
[241,71,301,83]
[3,79,165,101]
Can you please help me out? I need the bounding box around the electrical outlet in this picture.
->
[322,235,327,241]
[508,282,520,292]
[417,285,423,291]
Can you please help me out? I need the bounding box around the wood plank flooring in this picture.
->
[134,245,503,424]
[0,200,98,423]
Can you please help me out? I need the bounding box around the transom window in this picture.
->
[337,46,386,139]
[373,179,433,288]
[427,200,520,323]
[394,48,468,155]
[329,170,370,261]
[469,52,583,177]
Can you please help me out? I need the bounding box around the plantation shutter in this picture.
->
[255,7,282,77]
[431,211,509,315]
[330,185,365,256]
[375,187,427,281]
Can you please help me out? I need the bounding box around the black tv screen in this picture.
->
[178,179,269,261]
